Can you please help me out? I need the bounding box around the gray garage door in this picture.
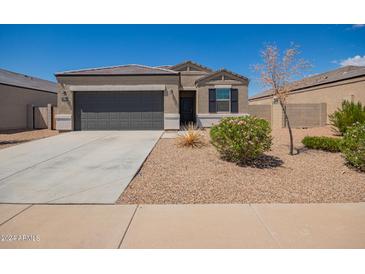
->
[74,91,164,130]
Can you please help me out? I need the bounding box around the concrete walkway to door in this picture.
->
[0,203,364,248]
[0,131,162,204]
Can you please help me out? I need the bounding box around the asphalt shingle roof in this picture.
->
[55,61,249,84]
[0,68,57,93]
[169,60,213,72]
[56,64,179,76]
[249,65,365,100]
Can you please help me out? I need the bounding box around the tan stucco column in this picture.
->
[272,102,284,129]
[26,104,34,129]
[47,104,53,130]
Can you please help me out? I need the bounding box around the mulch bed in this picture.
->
[118,126,365,204]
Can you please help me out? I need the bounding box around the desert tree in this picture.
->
[253,43,311,155]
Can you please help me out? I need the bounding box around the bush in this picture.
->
[210,116,272,163]
[302,136,341,152]
[177,123,206,148]
[329,100,365,135]
[340,122,365,172]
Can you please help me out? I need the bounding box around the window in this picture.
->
[216,88,230,112]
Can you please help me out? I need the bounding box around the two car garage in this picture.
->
[55,64,181,131]
[74,91,164,130]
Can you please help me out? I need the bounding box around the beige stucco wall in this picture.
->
[180,71,208,87]
[249,96,272,105]
[0,84,57,130]
[271,103,284,129]
[56,75,179,86]
[56,83,72,115]
[285,76,365,123]
[56,75,180,119]
[248,104,272,123]
[197,84,248,114]
[285,103,327,128]
[179,69,249,115]
[249,76,365,124]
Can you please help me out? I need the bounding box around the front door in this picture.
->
[180,95,195,125]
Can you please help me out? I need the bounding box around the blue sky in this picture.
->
[0,24,364,95]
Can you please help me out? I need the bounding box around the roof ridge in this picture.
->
[287,65,365,87]
[0,68,56,84]
[304,65,361,78]
[217,68,249,80]
[155,65,173,68]
[249,65,365,100]
[131,64,177,73]
[170,60,213,72]
[56,64,178,75]
[0,68,57,93]
[55,64,137,74]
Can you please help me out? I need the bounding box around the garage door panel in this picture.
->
[109,120,122,130]
[86,112,98,120]
[130,112,142,119]
[141,112,153,119]
[133,122,149,130]
[80,112,88,119]
[119,121,130,129]
[97,112,109,119]
[83,120,97,130]
[75,91,163,130]
[109,112,120,119]
[152,112,164,119]
[117,112,127,119]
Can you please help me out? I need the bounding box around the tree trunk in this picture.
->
[280,101,295,155]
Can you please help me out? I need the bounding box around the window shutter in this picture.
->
[209,89,216,113]
[231,89,238,113]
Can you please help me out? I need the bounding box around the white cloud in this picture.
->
[340,55,365,67]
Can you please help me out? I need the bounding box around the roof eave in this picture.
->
[0,82,57,94]
[248,94,273,101]
[195,69,249,85]
[249,72,365,101]
[55,72,179,77]
[170,60,213,72]
[55,63,179,76]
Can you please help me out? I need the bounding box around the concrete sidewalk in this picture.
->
[0,203,364,248]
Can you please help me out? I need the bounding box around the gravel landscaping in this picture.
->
[118,126,365,204]
[0,129,59,150]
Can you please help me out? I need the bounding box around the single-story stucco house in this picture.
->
[248,65,365,128]
[0,68,57,130]
[55,61,249,131]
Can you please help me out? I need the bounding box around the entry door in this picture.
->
[180,97,195,124]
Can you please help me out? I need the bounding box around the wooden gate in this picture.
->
[33,106,48,129]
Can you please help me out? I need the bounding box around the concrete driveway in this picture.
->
[0,131,162,204]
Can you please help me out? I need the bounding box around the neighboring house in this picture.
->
[55,61,249,131]
[0,68,57,130]
[249,66,365,128]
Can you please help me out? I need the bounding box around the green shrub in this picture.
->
[340,122,365,172]
[329,100,365,135]
[210,116,272,163]
[302,136,341,152]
